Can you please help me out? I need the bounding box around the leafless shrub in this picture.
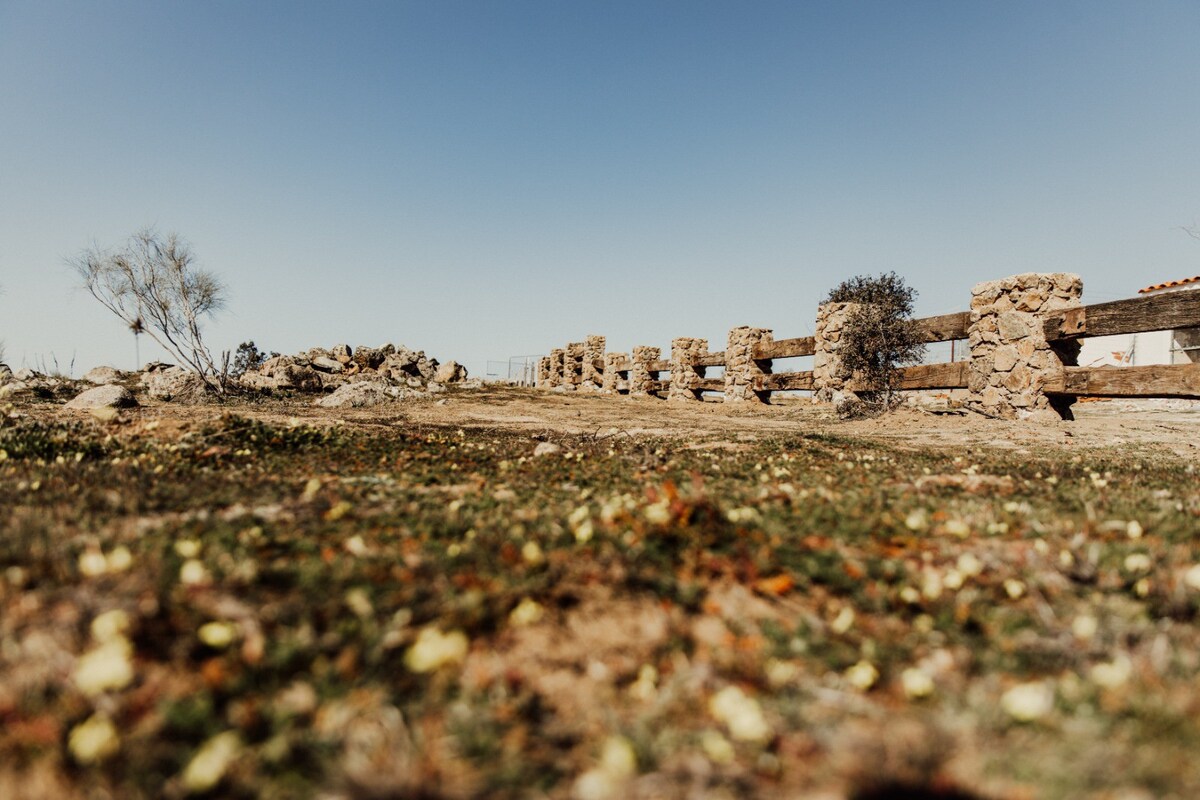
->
[70,228,228,392]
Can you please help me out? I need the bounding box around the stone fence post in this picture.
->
[602,352,628,394]
[629,346,661,396]
[812,302,859,406]
[562,342,584,392]
[669,337,708,402]
[547,349,565,390]
[537,356,551,388]
[967,273,1082,422]
[725,326,773,403]
[582,335,606,392]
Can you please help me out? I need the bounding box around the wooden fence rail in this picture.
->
[1043,292,1200,341]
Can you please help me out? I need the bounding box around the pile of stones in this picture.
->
[241,344,466,391]
[1,342,471,411]
[0,365,80,402]
[240,344,471,408]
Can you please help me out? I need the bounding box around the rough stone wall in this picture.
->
[562,342,584,392]
[812,302,859,406]
[725,326,773,403]
[668,338,708,402]
[602,352,629,394]
[967,273,1082,422]
[537,356,552,388]
[582,335,606,391]
[548,349,565,389]
[629,346,661,396]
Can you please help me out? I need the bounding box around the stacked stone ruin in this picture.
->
[535,272,1107,422]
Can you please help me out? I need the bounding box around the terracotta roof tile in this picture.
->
[1137,276,1200,294]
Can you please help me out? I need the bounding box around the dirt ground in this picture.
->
[192,386,1200,456]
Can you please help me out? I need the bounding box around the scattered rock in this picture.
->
[533,442,562,457]
[310,356,344,374]
[141,361,174,374]
[65,385,137,410]
[146,368,213,404]
[434,361,468,383]
[83,366,124,385]
[315,381,416,408]
[0,381,29,399]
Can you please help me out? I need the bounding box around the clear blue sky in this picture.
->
[2,1,1198,377]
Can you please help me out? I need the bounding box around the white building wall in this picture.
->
[1079,330,1173,367]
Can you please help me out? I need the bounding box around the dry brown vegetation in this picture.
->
[1,386,1199,799]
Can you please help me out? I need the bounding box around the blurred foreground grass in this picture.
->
[1,409,1199,799]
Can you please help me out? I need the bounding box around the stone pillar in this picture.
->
[725,326,773,403]
[537,356,551,388]
[602,352,629,394]
[563,342,584,392]
[547,349,565,390]
[629,346,661,396]
[813,302,859,406]
[967,273,1082,422]
[582,335,606,392]
[669,337,708,402]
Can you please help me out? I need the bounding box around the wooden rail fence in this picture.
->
[540,273,1200,421]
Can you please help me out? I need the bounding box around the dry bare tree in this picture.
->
[70,228,228,392]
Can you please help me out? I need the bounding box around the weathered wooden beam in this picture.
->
[1044,364,1200,398]
[695,377,724,392]
[1043,292,1200,341]
[753,371,814,391]
[915,311,971,343]
[752,336,815,360]
[891,361,969,390]
[648,359,671,372]
[693,351,726,368]
[646,380,669,393]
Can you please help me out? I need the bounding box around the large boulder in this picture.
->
[65,385,137,410]
[0,381,28,399]
[379,351,419,381]
[275,364,323,392]
[351,346,388,371]
[315,381,412,408]
[146,368,213,404]
[434,361,468,383]
[311,356,344,374]
[237,372,287,392]
[83,366,124,385]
